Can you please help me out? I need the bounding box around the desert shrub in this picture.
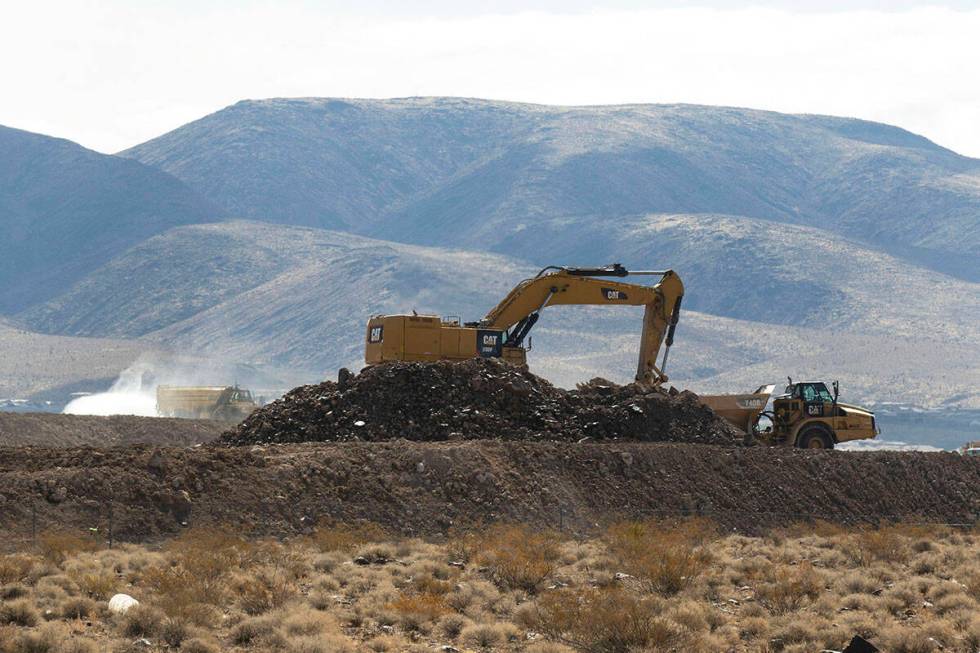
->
[476,524,562,593]
[286,633,356,653]
[605,518,715,596]
[230,615,281,646]
[118,604,163,638]
[932,592,974,615]
[37,531,97,565]
[911,538,934,553]
[59,638,98,653]
[180,639,221,653]
[169,526,253,581]
[0,555,37,585]
[137,527,255,620]
[756,562,823,614]
[160,617,190,647]
[851,527,910,566]
[0,600,39,627]
[411,574,454,596]
[838,571,880,595]
[364,635,411,652]
[234,567,296,615]
[772,615,833,646]
[964,571,980,601]
[437,612,471,639]
[739,616,768,640]
[963,617,980,652]
[309,521,386,553]
[60,596,95,619]
[281,606,334,637]
[881,627,938,653]
[3,623,65,653]
[669,600,720,633]
[446,525,487,563]
[388,593,450,630]
[0,584,29,600]
[69,571,116,600]
[840,593,877,612]
[528,587,678,653]
[525,643,578,653]
[461,623,509,649]
[141,564,219,622]
[312,552,344,573]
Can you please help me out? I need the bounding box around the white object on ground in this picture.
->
[108,593,140,614]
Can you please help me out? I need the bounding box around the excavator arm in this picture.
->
[480,264,684,385]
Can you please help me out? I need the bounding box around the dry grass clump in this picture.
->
[470,524,563,593]
[756,561,823,614]
[0,557,37,587]
[851,524,913,566]
[179,638,220,653]
[118,604,163,638]
[37,531,98,566]
[605,518,715,596]
[0,602,38,628]
[528,586,679,653]
[58,596,95,620]
[387,593,450,631]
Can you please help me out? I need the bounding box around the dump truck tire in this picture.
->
[797,426,835,450]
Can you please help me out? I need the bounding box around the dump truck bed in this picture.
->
[698,385,775,433]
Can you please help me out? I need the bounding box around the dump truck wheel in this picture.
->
[797,426,834,450]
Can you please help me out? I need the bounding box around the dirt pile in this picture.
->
[0,412,227,447]
[224,359,739,446]
[2,442,979,546]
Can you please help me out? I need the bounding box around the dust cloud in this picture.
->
[62,355,293,417]
[63,361,157,416]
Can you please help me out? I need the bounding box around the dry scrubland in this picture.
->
[3,522,980,653]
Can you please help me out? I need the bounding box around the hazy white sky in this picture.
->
[2,1,979,156]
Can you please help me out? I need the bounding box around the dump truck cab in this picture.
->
[768,379,878,449]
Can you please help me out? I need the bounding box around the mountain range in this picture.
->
[2,98,978,429]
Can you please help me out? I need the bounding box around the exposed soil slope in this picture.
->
[1,441,978,546]
[0,412,227,447]
[225,359,740,446]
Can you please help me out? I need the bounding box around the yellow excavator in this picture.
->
[365,264,684,386]
[364,263,878,449]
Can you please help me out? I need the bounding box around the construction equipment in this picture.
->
[156,385,257,421]
[365,263,878,449]
[959,441,980,457]
[366,264,684,385]
[701,378,879,449]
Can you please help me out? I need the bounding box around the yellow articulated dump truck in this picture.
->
[156,385,257,421]
[364,263,879,450]
[700,380,879,450]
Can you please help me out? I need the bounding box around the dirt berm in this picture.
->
[224,359,741,446]
[2,442,979,547]
[0,412,227,447]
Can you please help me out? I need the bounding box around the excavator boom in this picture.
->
[365,264,684,386]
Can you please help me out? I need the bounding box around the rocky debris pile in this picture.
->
[222,359,740,446]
